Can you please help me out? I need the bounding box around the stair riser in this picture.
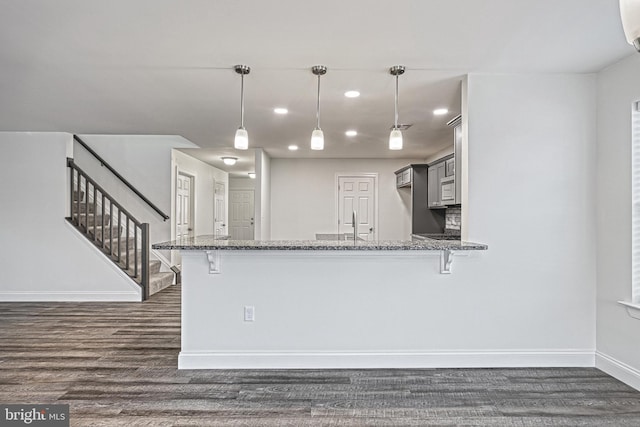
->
[75,213,111,227]
[72,204,96,214]
[121,260,162,276]
[87,226,123,241]
[149,273,174,296]
[72,191,85,202]
[103,237,136,253]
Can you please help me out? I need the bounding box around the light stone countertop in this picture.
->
[153,235,488,251]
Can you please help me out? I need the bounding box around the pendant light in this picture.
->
[311,65,327,150]
[234,65,250,150]
[389,65,405,150]
[620,0,640,52]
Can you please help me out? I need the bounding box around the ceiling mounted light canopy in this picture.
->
[222,156,237,165]
[234,65,250,150]
[620,0,640,52]
[389,65,405,150]
[311,65,327,150]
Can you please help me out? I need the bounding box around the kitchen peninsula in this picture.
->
[154,235,488,369]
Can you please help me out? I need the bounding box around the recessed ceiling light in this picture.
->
[274,107,288,115]
[433,108,449,116]
[345,130,358,137]
[344,90,360,98]
[248,172,256,179]
[221,156,237,165]
[288,145,299,151]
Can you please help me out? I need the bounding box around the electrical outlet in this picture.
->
[244,306,255,322]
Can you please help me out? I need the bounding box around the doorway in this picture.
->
[214,181,227,237]
[176,172,194,240]
[229,190,254,240]
[336,174,378,240]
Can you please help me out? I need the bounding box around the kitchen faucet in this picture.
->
[352,210,357,242]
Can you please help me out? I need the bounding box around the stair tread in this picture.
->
[150,272,174,281]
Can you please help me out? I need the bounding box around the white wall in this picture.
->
[463,73,597,354]
[270,158,416,240]
[0,132,141,301]
[254,149,271,240]
[179,73,600,367]
[424,145,454,164]
[74,134,197,246]
[595,53,640,389]
[229,177,256,191]
[171,150,229,240]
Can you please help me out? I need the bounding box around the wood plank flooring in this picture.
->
[1,285,640,426]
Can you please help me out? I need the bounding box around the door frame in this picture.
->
[213,179,227,237]
[334,173,379,239]
[176,170,196,237]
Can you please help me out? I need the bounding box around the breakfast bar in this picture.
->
[153,236,488,369]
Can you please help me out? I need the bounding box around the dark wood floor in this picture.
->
[1,286,640,426]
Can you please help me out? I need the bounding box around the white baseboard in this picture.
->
[596,351,640,391]
[0,291,140,302]
[179,350,595,370]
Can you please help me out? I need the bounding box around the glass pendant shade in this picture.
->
[621,0,640,51]
[234,127,248,150]
[389,128,403,150]
[311,128,324,150]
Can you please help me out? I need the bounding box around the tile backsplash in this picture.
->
[445,206,461,231]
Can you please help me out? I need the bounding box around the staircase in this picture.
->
[66,158,174,301]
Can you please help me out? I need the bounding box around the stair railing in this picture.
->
[73,135,170,221]
[67,158,150,300]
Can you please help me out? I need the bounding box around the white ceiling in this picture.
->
[0,0,632,161]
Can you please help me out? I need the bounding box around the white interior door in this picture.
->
[176,173,194,240]
[338,175,376,240]
[229,190,254,240]
[214,181,227,237]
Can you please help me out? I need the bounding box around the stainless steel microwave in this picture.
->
[440,175,455,205]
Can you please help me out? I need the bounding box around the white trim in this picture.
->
[0,291,140,302]
[596,351,640,391]
[151,248,172,270]
[334,172,379,239]
[179,349,595,370]
[618,300,640,320]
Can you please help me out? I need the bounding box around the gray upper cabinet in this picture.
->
[395,166,413,188]
[428,155,452,209]
[427,166,439,208]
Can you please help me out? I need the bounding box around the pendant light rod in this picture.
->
[234,65,250,128]
[310,65,327,151]
[388,65,405,151]
[312,65,327,129]
[316,72,321,128]
[390,65,405,129]
[233,65,250,150]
